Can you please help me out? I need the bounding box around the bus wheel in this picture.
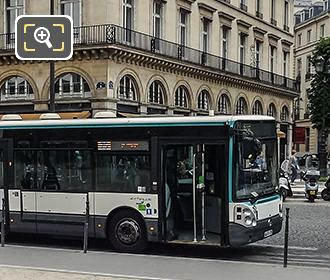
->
[108,210,147,253]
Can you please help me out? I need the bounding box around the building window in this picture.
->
[252,100,263,115]
[284,1,289,31]
[240,0,247,12]
[255,40,262,68]
[307,30,311,42]
[281,106,289,122]
[201,18,210,53]
[297,33,302,46]
[197,90,210,110]
[309,7,313,18]
[0,76,34,101]
[5,0,24,33]
[306,55,313,75]
[222,27,229,59]
[283,51,289,77]
[270,46,276,73]
[324,0,329,11]
[239,33,247,65]
[123,0,134,42]
[256,0,263,18]
[153,1,163,39]
[270,0,276,25]
[267,103,277,118]
[218,94,231,114]
[175,85,189,108]
[117,75,137,101]
[305,128,310,152]
[60,0,81,27]
[179,9,188,46]
[149,81,164,105]
[55,73,91,98]
[235,97,248,115]
[320,24,325,38]
[297,58,302,77]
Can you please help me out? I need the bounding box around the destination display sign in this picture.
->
[97,141,149,151]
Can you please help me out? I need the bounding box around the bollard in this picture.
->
[283,208,290,267]
[1,198,6,247]
[83,198,89,253]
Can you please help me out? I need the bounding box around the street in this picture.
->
[0,185,329,279]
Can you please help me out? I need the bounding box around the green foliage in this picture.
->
[310,38,330,131]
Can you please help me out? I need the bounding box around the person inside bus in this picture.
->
[165,149,178,241]
[42,155,60,190]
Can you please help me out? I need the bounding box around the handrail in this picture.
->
[0,24,299,92]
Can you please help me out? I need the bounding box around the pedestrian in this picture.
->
[289,150,300,183]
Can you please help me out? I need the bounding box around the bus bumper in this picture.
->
[228,215,282,247]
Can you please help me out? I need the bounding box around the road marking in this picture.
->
[0,264,178,280]
[249,244,318,251]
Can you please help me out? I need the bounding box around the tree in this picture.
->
[310,37,330,176]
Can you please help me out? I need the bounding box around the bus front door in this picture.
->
[163,143,226,245]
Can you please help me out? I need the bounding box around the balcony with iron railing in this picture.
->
[0,24,299,93]
[256,11,263,19]
[240,3,248,12]
[283,25,290,32]
[270,18,277,26]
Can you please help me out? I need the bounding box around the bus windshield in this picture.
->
[235,139,278,201]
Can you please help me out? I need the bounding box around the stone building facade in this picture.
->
[294,0,330,154]
[0,0,298,159]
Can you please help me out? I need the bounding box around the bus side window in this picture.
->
[96,154,150,193]
[37,150,93,192]
[15,151,35,190]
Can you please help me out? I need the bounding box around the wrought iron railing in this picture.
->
[0,24,299,92]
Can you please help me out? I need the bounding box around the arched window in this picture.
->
[267,103,277,118]
[197,90,210,110]
[117,75,138,101]
[0,76,34,101]
[218,94,231,114]
[252,100,263,115]
[55,73,91,98]
[175,85,189,108]
[281,105,289,122]
[149,81,164,105]
[235,97,248,115]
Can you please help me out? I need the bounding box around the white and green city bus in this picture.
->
[0,114,283,252]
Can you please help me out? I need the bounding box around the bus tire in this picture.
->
[108,210,148,253]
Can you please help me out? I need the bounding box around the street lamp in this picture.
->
[314,55,330,177]
[49,0,55,113]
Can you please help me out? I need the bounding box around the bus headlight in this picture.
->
[235,206,257,227]
[244,216,253,226]
[243,208,252,216]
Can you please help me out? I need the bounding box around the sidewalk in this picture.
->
[0,245,329,280]
[0,266,129,280]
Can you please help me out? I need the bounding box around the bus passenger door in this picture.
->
[163,143,226,245]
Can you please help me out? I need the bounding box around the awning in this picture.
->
[0,111,91,120]
[277,129,286,139]
[117,112,142,118]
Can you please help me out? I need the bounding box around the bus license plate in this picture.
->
[264,229,273,238]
